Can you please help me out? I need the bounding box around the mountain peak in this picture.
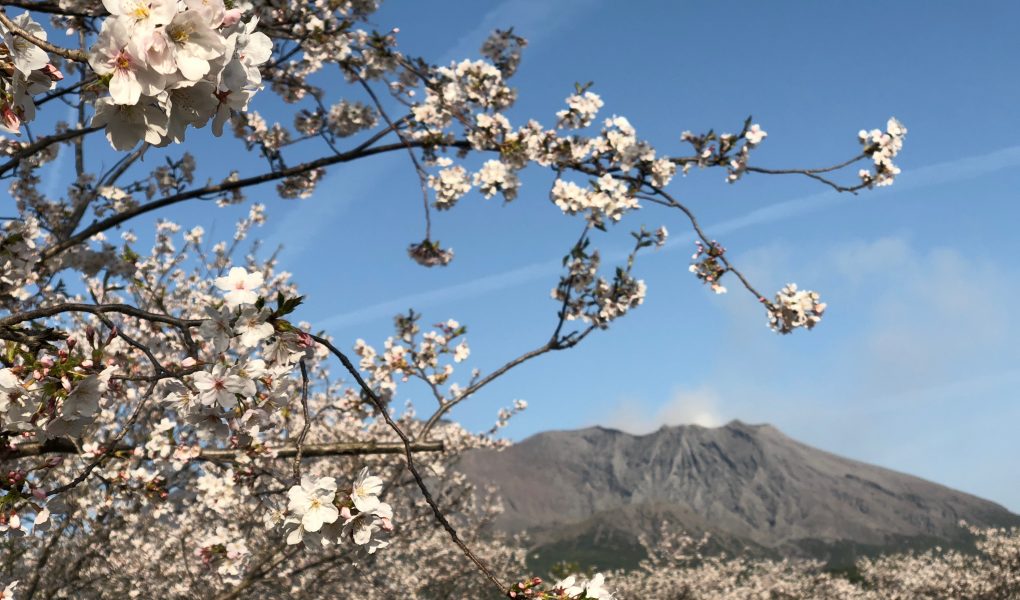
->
[457,421,1019,571]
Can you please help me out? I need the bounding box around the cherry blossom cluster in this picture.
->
[354,312,472,406]
[557,89,604,129]
[84,1,272,149]
[411,59,516,136]
[407,237,455,267]
[480,28,527,77]
[725,123,767,183]
[0,462,53,537]
[859,522,1020,598]
[766,283,827,334]
[428,160,472,209]
[507,573,613,599]
[689,240,728,294]
[551,229,664,328]
[268,470,392,553]
[0,217,42,302]
[858,117,907,188]
[679,119,766,182]
[0,13,63,135]
[195,526,249,579]
[550,175,639,227]
[0,336,117,439]
[593,522,1020,600]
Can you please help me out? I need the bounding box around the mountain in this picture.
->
[454,420,1020,573]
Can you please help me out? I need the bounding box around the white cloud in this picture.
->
[602,385,726,434]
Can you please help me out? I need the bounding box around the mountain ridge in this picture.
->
[454,420,1019,571]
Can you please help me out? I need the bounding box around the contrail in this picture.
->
[314,144,1020,331]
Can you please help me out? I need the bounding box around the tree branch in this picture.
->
[310,332,508,595]
[0,8,87,62]
[1,437,445,460]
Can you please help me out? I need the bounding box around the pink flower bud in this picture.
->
[32,488,46,500]
[1,106,21,133]
[41,63,63,82]
[221,8,242,27]
[182,357,198,368]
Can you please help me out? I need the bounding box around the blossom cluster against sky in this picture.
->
[36,1,1020,510]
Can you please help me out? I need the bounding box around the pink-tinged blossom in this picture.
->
[199,304,233,354]
[235,307,274,348]
[214,266,263,308]
[192,364,248,410]
[184,0,227,28]
[88,18,166,105]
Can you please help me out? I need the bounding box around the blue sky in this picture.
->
[22,1,1020,511]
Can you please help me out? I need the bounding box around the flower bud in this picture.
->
[222,8,242,27]
[1,105,21,133]
[41,63,63,82]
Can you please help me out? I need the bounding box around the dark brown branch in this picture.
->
[0,8,87,62]
[0,1,100,18]
[310,333,508,595]
[2,438,444,460]
[0,126,102,177]
[0,302,202,329]
[42,136,472,261]
[645,186,772,304]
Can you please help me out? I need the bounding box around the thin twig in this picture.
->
[310,333,507,595]
[291,358,310,480]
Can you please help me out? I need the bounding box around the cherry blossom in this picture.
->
[88,18,166,106]
[287,476,339,534]
[2,14,49,75]
[214,266,263,307]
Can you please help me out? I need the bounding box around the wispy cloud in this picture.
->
[441,0,603,64]
[267,0,602,262]
[315,144,1020,330]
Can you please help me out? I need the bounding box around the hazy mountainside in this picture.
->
[454,421,1020,572]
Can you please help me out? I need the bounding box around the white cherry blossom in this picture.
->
[287,476,339,534]
[2,13,50,75]
[214,266,263,308]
